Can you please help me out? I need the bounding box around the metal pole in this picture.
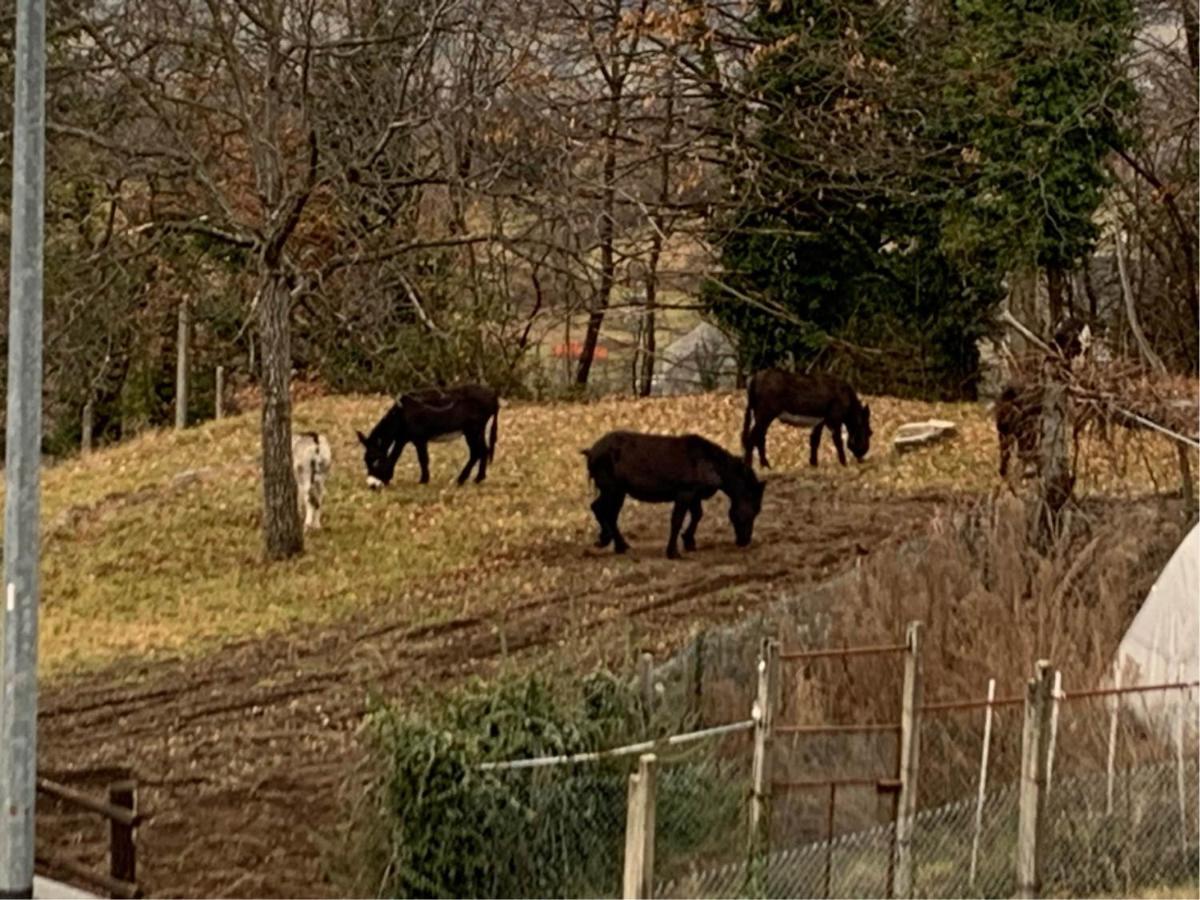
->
[1,0,46,888]
[969,678,996,889]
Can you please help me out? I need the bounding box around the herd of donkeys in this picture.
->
[290,369,875,558]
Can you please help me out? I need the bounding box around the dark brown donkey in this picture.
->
[741,369,872,468]
[357,384,499,487]
[582,431,765,559]
[995,383,1041,477]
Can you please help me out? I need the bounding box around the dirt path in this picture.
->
[39,478,954,898]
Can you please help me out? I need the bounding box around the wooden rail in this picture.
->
[36,776,141,899]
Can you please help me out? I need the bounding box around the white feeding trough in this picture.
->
[892,419,958,454]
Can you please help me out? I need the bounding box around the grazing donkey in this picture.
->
[292,431,332,530]
[741,369,872,469]
[357,384,499,488]
[582,431,765,559]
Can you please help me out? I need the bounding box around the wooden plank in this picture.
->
[35,855,137,900]
[1016,660,1055,899]
[748,638,779,860]
[892,621,923,899]
[109,781,137,895]
[622,754,657,900]
[36,779,140,827]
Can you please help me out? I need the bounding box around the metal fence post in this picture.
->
[1,0,45,888]
[215,365,225,420]
[623,753,657,900]
[1106,664,1122,816]
[1016,660,1055,899]
[893,621,923,899]
[969,678,996,889]
[748,638,779,861]
[1045,670,1063,801]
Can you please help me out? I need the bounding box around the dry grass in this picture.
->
[25,387,1197,678]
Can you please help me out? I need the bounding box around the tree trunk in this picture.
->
[576,74,622,387]
[1114,227,1166,373]
[640,63,674,399]
[1181,0,1198,73]
[1046,267,1065,333]
[175,298,190,430]
[258,273,303,561]
[639,272,657,397]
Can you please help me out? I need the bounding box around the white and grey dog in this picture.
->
[292,431,332,529]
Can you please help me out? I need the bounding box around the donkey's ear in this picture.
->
[355,429,369,447]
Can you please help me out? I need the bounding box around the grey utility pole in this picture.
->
[1,0,46,888]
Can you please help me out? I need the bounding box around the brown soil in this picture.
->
[38,476,955,898]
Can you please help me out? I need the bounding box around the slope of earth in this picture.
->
[33,390,1183,676]
[31,389,1190,897]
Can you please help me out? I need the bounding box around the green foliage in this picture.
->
[706,0,1001,398]
[351,671,743,898]
[708,0,1135,397]
[938,0,1137,278]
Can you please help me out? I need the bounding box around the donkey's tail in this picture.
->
[487,408,499,462]
[741,374,757,454]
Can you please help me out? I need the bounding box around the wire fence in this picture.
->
[474,728,753,899]
[442,643,1197,899]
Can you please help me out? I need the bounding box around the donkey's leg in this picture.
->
[591,495,614,548]
[809,423,824,466]
[456,435,481,486]
[682,497,703,552]
[471,428,489,483]
[753,416,774,468]
[416,442,431,484]
[609,493,629,554]
[666,498,690,559]
[830,421,848,466]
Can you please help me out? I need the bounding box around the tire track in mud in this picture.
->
[39,480,951,898]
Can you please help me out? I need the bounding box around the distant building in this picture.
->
[651,322,739,396]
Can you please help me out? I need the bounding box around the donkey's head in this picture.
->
[848,403,872,461]
[729,469,766,547]
[357,423,406,490]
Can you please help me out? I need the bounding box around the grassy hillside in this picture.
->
[28,389,1189,676]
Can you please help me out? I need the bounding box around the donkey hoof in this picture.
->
[614,542,629,555]
[666,547,681,560]
[595,536,612,549]
[682,537,697,552]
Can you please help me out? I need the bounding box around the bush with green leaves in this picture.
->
[350,671,744,898]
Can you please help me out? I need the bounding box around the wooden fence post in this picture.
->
[1016,660,1055,899]
[81,398,94,455]
[175,298,189,431]
[623,753,657,900]
[109,779,138,896]
[893,621,923,899]
[748,638,779,862]
[639,652,655,730]
[215,365,225,420]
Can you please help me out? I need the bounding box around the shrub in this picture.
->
[348,671,743,898]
